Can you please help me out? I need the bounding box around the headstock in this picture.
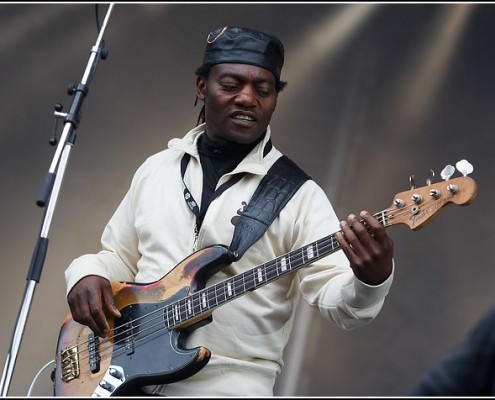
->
[379,160,478,231]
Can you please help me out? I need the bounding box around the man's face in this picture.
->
[196,63,278,145]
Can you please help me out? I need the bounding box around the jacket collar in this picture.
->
[168,124,275,175]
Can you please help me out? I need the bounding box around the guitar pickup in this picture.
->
[114,315,135,356]
[88,332,100,373]
[125,334,134,355]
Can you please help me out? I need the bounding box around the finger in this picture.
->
[347,212,384,251]
[336,219,360,263]
[103,289,121,319]
[72,299,102,337]
[88,296,111,337]
[335,230,355,263]
[344,214,368,252]
[360,211,388,243]
[356,211,394,266]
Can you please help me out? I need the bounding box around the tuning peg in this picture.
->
[409,174,416,189]
[440,164,455,181]
[455,159,473,177]
[426,169,434,186]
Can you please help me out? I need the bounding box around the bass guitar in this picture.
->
[53,164,477,397]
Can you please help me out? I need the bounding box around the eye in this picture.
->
[255,85,272,97]
[220,82,238,91]
[256,89,270,97]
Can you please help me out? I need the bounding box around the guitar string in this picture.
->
[62,227,347,376]
[63,224,348,373]
[61,206,400,370]
[62,199,438,372]
[61,204,404,372]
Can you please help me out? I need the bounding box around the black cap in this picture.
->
[201,26,285,81]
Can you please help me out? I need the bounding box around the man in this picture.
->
[64,26,394,396]
[412,304,495,396]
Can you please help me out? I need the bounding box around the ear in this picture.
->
[196,76,206,101]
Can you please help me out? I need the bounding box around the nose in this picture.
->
[235,85,257,108]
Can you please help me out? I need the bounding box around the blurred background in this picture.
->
[0,2,493,396]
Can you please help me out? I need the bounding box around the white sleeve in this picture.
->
[64,173,143,295]
[291,181,394,330]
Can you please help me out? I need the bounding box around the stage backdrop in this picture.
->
[1,3,493,396]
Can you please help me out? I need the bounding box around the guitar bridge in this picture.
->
[60,345,79,382]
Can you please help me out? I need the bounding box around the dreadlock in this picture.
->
[195,64,210,126]
[196,105,206,126]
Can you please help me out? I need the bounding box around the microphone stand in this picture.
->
[0,3,115,396]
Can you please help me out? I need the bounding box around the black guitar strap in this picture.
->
[229,155,311,261]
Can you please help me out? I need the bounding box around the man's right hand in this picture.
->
[67,275,122,337]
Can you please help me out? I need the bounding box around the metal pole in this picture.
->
[0,4,115,396]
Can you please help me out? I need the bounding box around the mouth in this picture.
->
[231,113,255,123]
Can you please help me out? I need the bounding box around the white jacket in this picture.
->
[65,124,393,396]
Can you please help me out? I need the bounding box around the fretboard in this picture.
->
[163,211,390,329]
[164,232,339,329]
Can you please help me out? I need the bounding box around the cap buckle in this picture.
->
[207,26,228,44]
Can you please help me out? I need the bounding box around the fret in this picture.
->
[251,269,257,288]
[256,267,264,285]
[319,238,326,254]
[186,298,193,316]
[213,285,219,307]
[279,256,288,273]
[196,292,203,312]
[223,283,230,303]
[200,291,207,310]
[191,293,198,315]
[247,270,255,291]
[306,244,315,260]
[274,258,280,277]
[214,285,223,306]
[246,270,254,289]
[266,262,277,282]
[165,305,171,328]
[287,253,292,270]
[331,234,338,251]
[178,299,185,322]
[205,288,213,310]
[227,280,234,297]
[181,300,188,322]
[241,273,247,292]
[208,288,215,308]
[173,303,180,323]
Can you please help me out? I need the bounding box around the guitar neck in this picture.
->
[54,173,476,397]
[166,211,390,329]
